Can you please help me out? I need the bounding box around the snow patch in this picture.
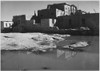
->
[1,33,67,51]
[63,41,89,49]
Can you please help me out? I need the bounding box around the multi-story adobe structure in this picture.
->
[31,3,77,28]
[11,3,99,35]
[38,3,77,18]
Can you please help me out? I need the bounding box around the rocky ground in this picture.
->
[1,33,69,51]
[1,33,89,52]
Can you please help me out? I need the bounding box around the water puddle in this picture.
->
[1,36,99,70]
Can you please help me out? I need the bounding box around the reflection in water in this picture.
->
[57,49,77,59]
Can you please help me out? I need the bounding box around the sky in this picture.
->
[1,1,99,21]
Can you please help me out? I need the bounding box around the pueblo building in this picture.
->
[1,21,13,31]
[30,3,78,28]
[10,3,99,35]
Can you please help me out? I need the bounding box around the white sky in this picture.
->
[1,1,99,21]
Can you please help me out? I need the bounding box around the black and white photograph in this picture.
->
[1,0,99,71]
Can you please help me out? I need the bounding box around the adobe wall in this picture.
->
[55,13,99,35]
[1,21,4,30]
[38,9,56,19]
[56,15,80,29]
[81,13,99,35]
[56,13,99,28]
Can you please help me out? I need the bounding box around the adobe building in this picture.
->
[55,12,99,35]
[55,8,88,29]
[81,13,99,35]
[41,18,56,28]
[35,3,77,28]
[12,15,26,25]
[30,11,40,24]
[9,2,98,35]
[12,15,36,32]
[38,3,77,19]
[12,15,27,32]
[1,21,13,30]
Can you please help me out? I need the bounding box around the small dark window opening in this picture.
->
[6,23,8,27]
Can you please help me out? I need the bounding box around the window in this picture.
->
[6,23,8,27]
[4,22,8,27]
